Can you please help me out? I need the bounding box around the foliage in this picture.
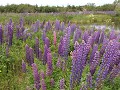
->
[0,13,120,90]
[0,3,117,13]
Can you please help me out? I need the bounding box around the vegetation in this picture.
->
[0,13,120,90]
[0,13,117,25]
[0,3,117,13]
[0,0,120,89]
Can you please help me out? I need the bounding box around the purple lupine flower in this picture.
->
[61,34,68,59]
[66,26,71,38]
[25,44,30,62]
[9,18,12,25]
[90,51,100,76]
[34,20,40,32]
[100,38,109,56]
[8,24,13,46]
[23,30,28,41]
[70,24,76,33]
[48,21,51,29]
[4,24,9,43]
[20,26,25,38]
[35,37,39,58]
[74,41,79,50]
[46,63,52,76]
[44,21,51,31]
[40,20,45,29]
[31,24,35,32]
[93,30,101,44]
[19,17,24,27]
[31,20,40,32]
[70,45,82,89]
[86,73,93,88]
[109,30,117,40]
[34,23,38,32]
[61,22,65,31]
[108,50,120,73]
[22,60,26,73]
[40,70,45,79]
[56,57,61,68]
[44,24,48,31]
[41,79,46,90]
[87,36,94,47]
[101,40,119,79]
[89,44,98,64]
[47,21,51,30]
[44,37,50,47]
[73,28,81,44]
[55,20,60,30]
[97,40,119,84]
[38,48,42,60]
[50,78,55,87]
[0,25,3,44]
[42,30,46,42]
[113,50,120,65]
[61,27,71,60]
[60,78,65,90]
[70,40,91,89]
[82,40,91,66]
[82,31,89,43]
[46,48,53,76]
[29,47,34,66]
[44,22,50,31]
[109,63,120,80]
[32,63,40,90]
[43,44,48,65]
[16,23,25,40]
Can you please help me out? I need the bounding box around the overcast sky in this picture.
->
[0,0,115,6]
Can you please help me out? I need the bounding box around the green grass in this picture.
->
[0,13,117,25]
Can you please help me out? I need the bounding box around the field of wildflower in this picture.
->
[0,13,120,90]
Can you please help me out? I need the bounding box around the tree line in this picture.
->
[0,3,118,13]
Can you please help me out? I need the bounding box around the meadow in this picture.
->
[0,13,120,90]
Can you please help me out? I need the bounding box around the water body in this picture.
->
[83,24,120,32]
